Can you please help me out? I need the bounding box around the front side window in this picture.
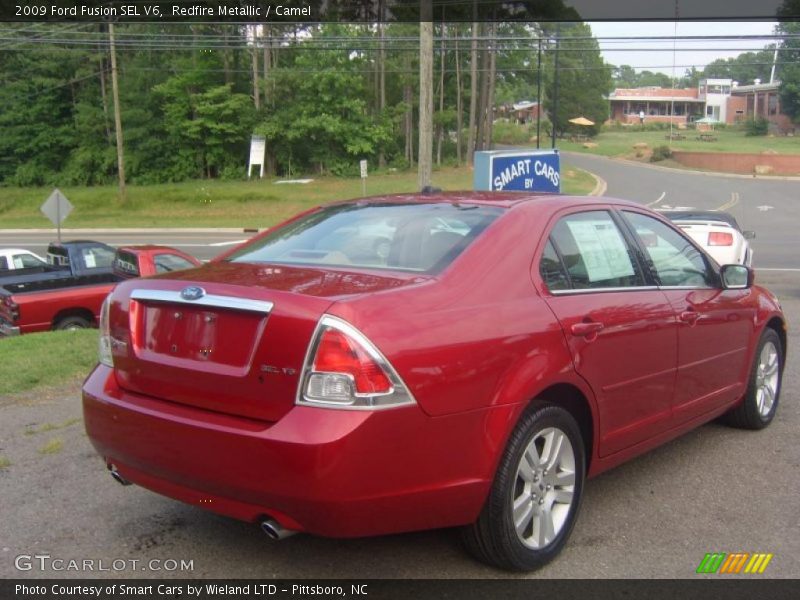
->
[227,203,502,274]
[155,254,197,274]
[81,246,115,270]
[623,211,714,288]
[15,253,45,268]
[549,211,643,290]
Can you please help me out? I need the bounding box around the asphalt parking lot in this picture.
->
[0,268,797,580]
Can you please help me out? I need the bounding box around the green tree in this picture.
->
[544,22,612,136]
[777,20,800,123]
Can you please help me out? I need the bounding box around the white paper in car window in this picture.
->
[83,249,97,269]
[566,219,634,282]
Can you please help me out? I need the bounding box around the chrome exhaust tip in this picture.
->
[109,465,132,486]
[260,519,297,540]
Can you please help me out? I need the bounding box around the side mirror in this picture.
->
[743,230,756,240]
[721,264,754,289]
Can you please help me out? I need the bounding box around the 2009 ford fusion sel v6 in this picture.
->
[82,192,786,571]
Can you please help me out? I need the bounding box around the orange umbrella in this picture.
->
[568,116,595,126]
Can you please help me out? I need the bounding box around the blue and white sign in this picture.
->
[473,150,560,193]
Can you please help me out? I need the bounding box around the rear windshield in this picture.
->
[227,202,503,273]
[114,251,140,277]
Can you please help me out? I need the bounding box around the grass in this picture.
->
[556,128,800,158]
[0,329,98,395]
[0,457,10,469]
[38,438,64,455]
[0,164,596,229]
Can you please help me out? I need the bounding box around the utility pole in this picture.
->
[108,22,127,204]
[551,24,561,149]
[252,25,260,109]
[418,2,434,190]
[536,37,542,149]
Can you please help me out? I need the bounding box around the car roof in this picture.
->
[0,248,37,254]
[116,245,182,254]
[657,209,741,230]
[331,192,641,212]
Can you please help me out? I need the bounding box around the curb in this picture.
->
[561,151,800,182]
[587,171,608,197]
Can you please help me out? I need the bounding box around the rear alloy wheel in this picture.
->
[462,404,585,571]
[54,316,91,331]
[723,328,782,430]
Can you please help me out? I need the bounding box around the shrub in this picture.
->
[650,145,673,162]
[745,118,769,136]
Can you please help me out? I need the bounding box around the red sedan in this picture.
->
[83,193,786,571]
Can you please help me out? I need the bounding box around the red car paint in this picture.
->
[82,193,785,539]
[1,246,199,335]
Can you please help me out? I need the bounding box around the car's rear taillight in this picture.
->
[708,232,734,246]
[98,294,113,367]
[2,296,19,322]
[297,315,416,409]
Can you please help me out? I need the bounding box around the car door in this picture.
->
[537,208,678,456]
[620,210,755,423]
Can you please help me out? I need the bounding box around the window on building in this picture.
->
[769,94,778,116]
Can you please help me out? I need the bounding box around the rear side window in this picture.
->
[549,211,643,290]
[227,203,502,273]
[539,240,570,291]
[154,254,196,274]
[623,211,714,288]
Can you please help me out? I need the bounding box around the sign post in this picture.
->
[40,188,74,243]
[473,150,561,193]
[248,135,266,178]
[360,159,368,196]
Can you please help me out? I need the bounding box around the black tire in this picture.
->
[722,328,783,430]
[462,404,585,571]
[54,315,91,331]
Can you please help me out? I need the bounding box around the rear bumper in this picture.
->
[83,365,511,538]
[0,320,20,336]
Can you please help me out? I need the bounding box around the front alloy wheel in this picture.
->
[722,327,783,430]
[462,404,585,571]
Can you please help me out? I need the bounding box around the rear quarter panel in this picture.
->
[331,204,581,419]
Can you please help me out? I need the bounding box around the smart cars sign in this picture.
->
[473,150,560,193]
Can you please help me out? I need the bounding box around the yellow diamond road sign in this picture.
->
[41,188,73,226]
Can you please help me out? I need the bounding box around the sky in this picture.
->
[589,21,778,76]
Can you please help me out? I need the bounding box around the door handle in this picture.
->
[679,310,700,325]
[570,321,604,337]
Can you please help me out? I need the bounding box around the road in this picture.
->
[563,152,800,270]
[1,155,798,268]
[1,269,797,579]
[0,230,253,262]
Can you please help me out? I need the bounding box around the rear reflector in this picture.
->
[708,232,734,246]
[298,315,416,410]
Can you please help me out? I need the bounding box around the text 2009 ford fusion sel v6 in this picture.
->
[82,192,785,571]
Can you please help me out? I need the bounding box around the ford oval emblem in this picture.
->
[180,286,206,301]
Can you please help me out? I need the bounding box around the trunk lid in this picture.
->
[111,262,428,422]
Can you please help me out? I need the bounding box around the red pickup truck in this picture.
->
[0,245,200,336]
